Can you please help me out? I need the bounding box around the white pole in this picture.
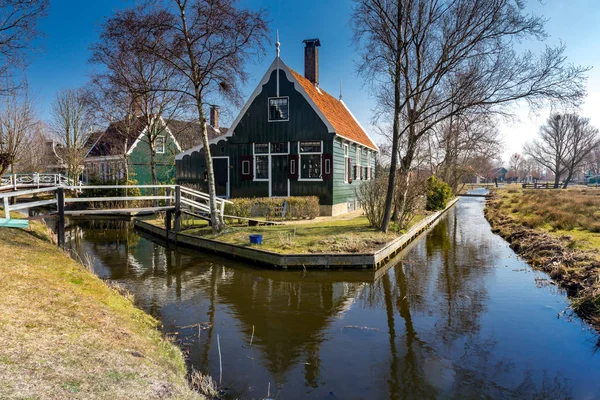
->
[3,196,9,219]
[217,334,223,386]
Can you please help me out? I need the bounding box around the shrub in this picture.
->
[426,175,453,211]
[355,176,387,228]
[224,196,319,220]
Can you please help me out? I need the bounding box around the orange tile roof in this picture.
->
[289,69,378,151]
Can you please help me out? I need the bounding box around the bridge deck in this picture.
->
[64,206,175,217]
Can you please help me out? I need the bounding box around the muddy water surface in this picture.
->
[65,196,600,399]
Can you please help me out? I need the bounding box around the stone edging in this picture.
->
[133,197,459,269]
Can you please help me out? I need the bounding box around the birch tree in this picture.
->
[131,0,269,232]
[352,0,588,232]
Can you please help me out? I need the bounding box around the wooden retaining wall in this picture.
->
[133,197,459,270]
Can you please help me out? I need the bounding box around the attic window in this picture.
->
[268,97,289,121]
[155,136,165,154]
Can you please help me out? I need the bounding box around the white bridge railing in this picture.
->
[1,173,82,191]
[0,184,231,246]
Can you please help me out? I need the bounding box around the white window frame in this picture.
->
[355,147,362,181]
[267,96,290,122]
[241,160,250,176]
[253,143,270,181]
[155,136,166,154]
[343,143,349,183]
[298,140,323,182]
[367,151,372,180]
[252,142,291,198]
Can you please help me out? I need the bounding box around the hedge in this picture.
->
[224,196,319,220]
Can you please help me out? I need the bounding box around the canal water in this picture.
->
[64,196,600,399]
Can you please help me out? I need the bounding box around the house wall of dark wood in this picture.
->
[176,67,377,213]
[177,69,335,205]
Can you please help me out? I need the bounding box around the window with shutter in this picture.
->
[240,156,253,180]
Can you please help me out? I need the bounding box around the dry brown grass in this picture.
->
[485,188,600,330]
[0,220,204,400]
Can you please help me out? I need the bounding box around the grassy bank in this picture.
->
[485,187,600,329]
[0,219,206,399]
[147,213,429,254]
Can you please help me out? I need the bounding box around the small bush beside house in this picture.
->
[426,176,453,211]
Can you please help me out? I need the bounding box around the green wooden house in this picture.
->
[175,38,379,215]
[84,115,223,185]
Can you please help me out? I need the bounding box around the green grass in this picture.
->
[180,214,429,254]
[0,218,204,399]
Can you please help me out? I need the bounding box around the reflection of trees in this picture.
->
[64,210,580,399]
[215,271,363,384]
[373,206,575,399]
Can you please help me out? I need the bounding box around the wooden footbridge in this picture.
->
[0,183,231,247]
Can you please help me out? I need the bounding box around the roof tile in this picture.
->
[289,68,377,151]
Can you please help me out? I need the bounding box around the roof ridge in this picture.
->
[288,68,378,151]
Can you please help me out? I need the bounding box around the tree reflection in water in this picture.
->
[63,200,599,399]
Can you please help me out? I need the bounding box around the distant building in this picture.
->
[175,38,379,215]
[492,167,507,182]
[83,113,225,185]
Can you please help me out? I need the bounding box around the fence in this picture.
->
[0,184,231,246]
[0,173,82,192]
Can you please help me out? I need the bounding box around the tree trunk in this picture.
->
[150,145,158,207]
[196,101,224,233]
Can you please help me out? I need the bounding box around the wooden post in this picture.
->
[174,185,181,233]
[57,187,65,249]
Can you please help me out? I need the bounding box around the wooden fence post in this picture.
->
[174,185,181,233]
[57,187,65,249]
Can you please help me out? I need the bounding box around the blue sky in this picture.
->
[25,0,600,162]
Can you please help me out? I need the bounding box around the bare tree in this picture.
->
[561,115,599,187]
[583,145,600,177]
[131,0,269,232]
[14,122,49,173]
[430,113,501,191]
[0,0,48,94]
[0,84,37,175]
[524,113,591,188]
[50,89,94,183]
[352,0,588,232]
[89,10,187,192]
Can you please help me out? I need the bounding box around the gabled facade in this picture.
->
[175,38,378,216]
[83,116,205,185]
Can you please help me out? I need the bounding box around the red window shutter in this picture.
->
[348,158,353,183]
[288,154,299,180]
[240,155,253,181]
[322,153,333,180]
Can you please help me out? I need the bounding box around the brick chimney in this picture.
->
[209,105,219,128]
[303,38,321,86]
